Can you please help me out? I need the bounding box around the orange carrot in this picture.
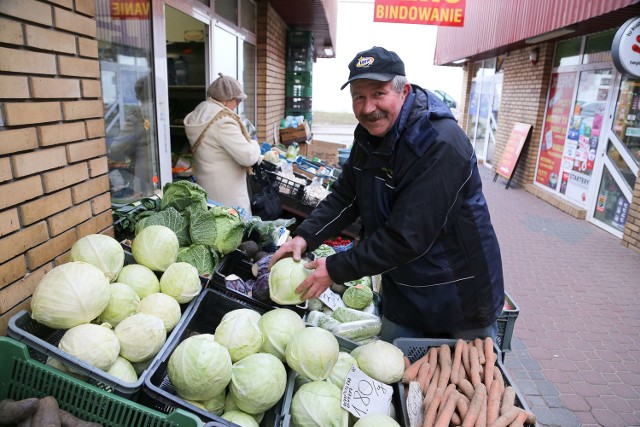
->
[423,386,444,427]
[500,386,516,416]
[461,383,486,427]
[417,361,431,393]
[423,365,440,409]
[434,390,460,427]
[486,377,502,425]
[427,346,438,384]
[450,339,465,384]
[475,393,487,427]
[490,406,519,427]
[403,353,429,384]
[437,383,457,419]
[507,410,528,427]
[483,337,495,391]
[404,356,411,370]
[493,366,505,397]
[474,338,485,365]
[457,377,475,401]
[469,345,482,388]
[437,344,452,389]
[462,340,471,378]
[456,393,470,420]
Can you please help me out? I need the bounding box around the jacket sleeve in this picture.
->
[294,158,360,251]
[215,117,261,166]
[326,135,473,285]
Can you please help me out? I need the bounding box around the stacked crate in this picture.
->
[285,30,314,125]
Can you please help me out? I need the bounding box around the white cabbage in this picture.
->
[138,292,181,332]
[214,309,263,362]
[326,351,358,389]
[116,264,160,299]
[268,257,312,305]
[132,225,179,272]
[31,262,110,329]
[229,352,287,414]
[99,282,140,327]
[290,381,349,427]
[222,410,259,427]
[353,414,401,427]
[58,323,120,371]
[285,327,339,381]
[351,340,404,384]
[107,356,138,383]
[159,262,201,304]
[115,312,166,363]
[168,334,232,401]
[258,308,305,360]
[70,234,125,282]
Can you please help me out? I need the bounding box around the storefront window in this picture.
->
[607,142,636,190]
[612,75,640,167]
[554,38,581,67]
[240,0,256,33]
[216,0,238,24]
[593,167,630,231]
[583,30,614,64]
[98,0,160,203]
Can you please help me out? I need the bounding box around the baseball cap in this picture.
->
[340,46,405,90]
[207,72,247,102]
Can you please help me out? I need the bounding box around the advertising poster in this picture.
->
[536,72,577,189]
[497,122,532,179]
[564,170,590,204]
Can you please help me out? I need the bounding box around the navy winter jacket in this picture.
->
[295,85,504,333]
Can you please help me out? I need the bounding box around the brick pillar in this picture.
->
[0,0,111,334]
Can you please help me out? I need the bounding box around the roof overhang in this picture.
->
[269,0,338,59]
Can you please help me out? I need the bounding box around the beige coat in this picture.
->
[184,99,261,214]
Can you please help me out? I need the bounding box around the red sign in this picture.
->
[110,0,150,19]
[535,71,576,189]
[374,0,465,27]
[497,123,532,179]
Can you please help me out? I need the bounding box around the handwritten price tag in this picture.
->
[341,365,392,418]
[318,288,346,311]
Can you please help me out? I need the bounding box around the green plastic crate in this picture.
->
[0,337,202,427]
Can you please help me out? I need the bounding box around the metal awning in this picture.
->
[434,0,640,66]
[269,0,338,59]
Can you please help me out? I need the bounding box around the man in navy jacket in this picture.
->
[270,47,504,342]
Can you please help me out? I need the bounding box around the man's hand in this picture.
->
[268,236,308,269]
[296,257,333,300]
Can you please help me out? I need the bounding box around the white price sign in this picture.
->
[341,365,392,418]
[318,288,346,311]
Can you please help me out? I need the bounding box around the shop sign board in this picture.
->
[110,0,150,19]
[373,0,465,27]
[496,122,532,180]
[612,17,640,77]
[536,71,577,190]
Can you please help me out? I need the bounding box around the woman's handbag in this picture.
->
[249,164,282,220]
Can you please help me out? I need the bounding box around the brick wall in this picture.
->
[622,172,640,254]
[256,0,287,144]
[0,0,111,334]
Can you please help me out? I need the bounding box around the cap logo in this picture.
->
[355,56,375,68]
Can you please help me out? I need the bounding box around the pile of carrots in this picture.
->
[401,337,537,427]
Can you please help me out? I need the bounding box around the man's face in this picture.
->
[350,79,409,137]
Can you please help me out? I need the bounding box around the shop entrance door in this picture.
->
[588,73,640,236]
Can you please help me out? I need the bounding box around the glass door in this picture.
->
[588,73,640,236]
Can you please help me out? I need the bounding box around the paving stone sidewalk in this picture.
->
[480,167,640,427]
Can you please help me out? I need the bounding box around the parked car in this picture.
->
[432,89,461,120]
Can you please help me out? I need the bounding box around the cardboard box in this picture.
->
[307,139,347,166]
[279,121,311,145]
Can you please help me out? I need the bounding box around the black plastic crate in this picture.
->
[143,287,290,427]
[209,249,307,317]
[266,170,310,199]
[7,293,198,400]
[285,96,312,111]
[392,338,536,427]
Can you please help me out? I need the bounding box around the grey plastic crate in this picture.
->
[392,338,536,427]
[497,291,520,356]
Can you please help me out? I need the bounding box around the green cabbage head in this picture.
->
[222,411,259,427]
[98,282,141,327]
[351,340,405,384]
[258,308,305,360]
[214,308,263,362]
[168,334,232,401]
[107,356,138,383]
[291,381,349,427]
[31,262,110,329]
[342,284,373,310]
[269,258,312,305]
[58,323,120,372]
[70,234,124,282]
[160,262,201,304]
[117,264,160,299]
[229,352,287,414]
[138,292,181,332]
[285,327,339,381]
[211,206,244,255]
[326,351,358,389]
[132,225,179,272]
[114,312,167,363]
[353,414,401,427]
